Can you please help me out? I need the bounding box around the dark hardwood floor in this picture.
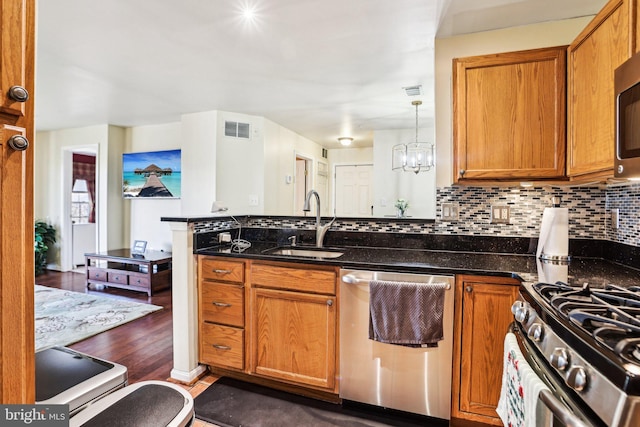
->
[35,269,174,384]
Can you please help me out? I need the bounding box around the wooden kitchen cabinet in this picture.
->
[567,0,639,179]
[451,275,520,426]
[453,46,567,182]
[249,261,338,392]
[0,0,36,403]
[198,256,247,371]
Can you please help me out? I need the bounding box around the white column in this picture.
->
[169,221,206,383]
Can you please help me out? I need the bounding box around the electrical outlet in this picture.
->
[248,194,259,206]
[490,205,510,224]
[442,203,459,221]
[218,232,232,243]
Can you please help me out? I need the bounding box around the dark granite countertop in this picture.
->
[196,241,640,288]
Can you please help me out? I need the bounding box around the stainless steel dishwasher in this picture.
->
[339,269,455,420]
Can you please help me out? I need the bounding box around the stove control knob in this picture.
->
[550,348,571,371]
[527,323,544,342]
[511,301,524,315]
[511,301,530,323]
[515,306,530,324]
[566,366,588,392]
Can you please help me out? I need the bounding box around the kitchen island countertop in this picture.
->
[196,241,640,287]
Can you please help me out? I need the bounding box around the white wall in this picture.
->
[434,16,594,187]
[124,123,181,252]
[373,129,436,218]
[263,119,296,216]
[216,112,266,216]
[106,126,127,251]
[180,111,219,216]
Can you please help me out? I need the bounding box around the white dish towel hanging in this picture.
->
[496,332,550,427]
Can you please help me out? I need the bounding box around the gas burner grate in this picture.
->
[534,282,640,356]
[593,327,640,363]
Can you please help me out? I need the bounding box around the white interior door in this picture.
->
[335,164,373,217]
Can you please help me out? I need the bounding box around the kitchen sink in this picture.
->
[264,247,345,259]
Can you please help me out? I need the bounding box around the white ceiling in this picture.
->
[35,0,606,149]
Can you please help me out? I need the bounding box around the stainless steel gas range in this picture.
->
[511,280,640,426]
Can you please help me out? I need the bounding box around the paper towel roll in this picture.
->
[536,207,569,261]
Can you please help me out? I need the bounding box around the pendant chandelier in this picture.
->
[392,100,434,174]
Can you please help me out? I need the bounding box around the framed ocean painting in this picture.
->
[122,149,181,198]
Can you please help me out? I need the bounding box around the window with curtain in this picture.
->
[71,179,91,224]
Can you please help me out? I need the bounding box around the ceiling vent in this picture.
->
[403,85,422,97]
[225,121,251,139]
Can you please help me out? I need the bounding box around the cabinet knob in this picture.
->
[7,85,29,102]
[8,135,28,151]
[459,169,466,177]
[465,286,473,293]
[212,301,232,307]
[327,299,333,306]
[213,269,232,274]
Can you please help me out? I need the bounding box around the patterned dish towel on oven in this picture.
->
[496,332,549,427]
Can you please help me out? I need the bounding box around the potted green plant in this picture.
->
[394,199,409,218]
[35,220,56,275]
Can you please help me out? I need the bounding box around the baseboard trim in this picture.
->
[171,364,207,384]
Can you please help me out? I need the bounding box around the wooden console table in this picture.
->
[85,249,172,296]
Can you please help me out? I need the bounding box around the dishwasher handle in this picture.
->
[342,274,451,289]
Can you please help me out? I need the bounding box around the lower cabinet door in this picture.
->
[452,276,520,425]
[200,323,244,370]
[251,288,336,390]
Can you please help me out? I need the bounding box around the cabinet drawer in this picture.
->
[200,258,244,284]
[129,275,150,288]
[200,323,244,370]
[201,283,244,327]
[251,263,336,294]
[108,272,129,285]
[88,268,107,282]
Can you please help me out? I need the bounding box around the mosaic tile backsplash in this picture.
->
[193,183,640,248]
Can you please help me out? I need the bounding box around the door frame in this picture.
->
[293,152,314,216]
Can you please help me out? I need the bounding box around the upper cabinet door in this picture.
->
[453,46,567,182]
[567,0,637,178]
[0,0,31,118]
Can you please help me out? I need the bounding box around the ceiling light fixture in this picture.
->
[241,5,256,21]
[392,100,434,174]
[338,137,353,146]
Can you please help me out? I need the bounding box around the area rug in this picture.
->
[35,285,162,351]
[194,377,444,427]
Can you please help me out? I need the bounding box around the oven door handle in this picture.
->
[538,389,590,427]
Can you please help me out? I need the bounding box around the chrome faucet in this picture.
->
[303,190,336,248]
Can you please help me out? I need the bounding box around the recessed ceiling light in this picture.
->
[338,137,353,146]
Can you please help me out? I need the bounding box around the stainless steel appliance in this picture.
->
[339,269,454,419]
[511,280,640,426]
[615,50,640,178]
